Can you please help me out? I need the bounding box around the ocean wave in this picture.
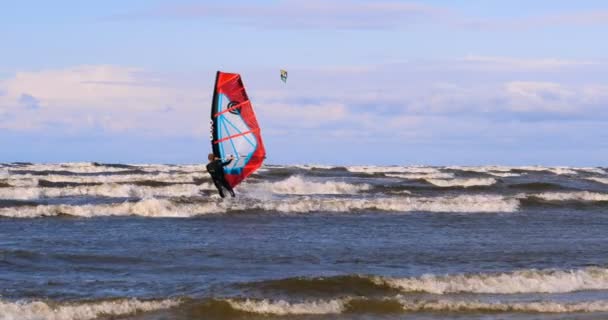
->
[0,184,214,200]
[0,195,519,218]
[588,177,608,185]
[577,167,608,175]
[225,195,517,214]
[525,191,608,202]
[396,298,608,313]
[385,173,455,180]
[218,297,608,315]
[0,298,180,320]
[515,166,578,175]
[6,163,207,176]
[347,166,441,174]
[4,172,203,187]
[293,164,338,170]
[0,198,211,218]
[0,169,9,179]
[485,172,521,178]
[242,267,608,297]
[446,165,515,173]
[425,178,497,188]
[376,266,608,294]
[448,166,603,176]
[0,177,370,200]
[508,182,568,191]
[6,162,135,173]
[228,298,345,315]
[445,166,522,178]
[243,176,370,195]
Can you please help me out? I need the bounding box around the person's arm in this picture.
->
[222,155,234,166]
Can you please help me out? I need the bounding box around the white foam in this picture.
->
[445,166,522,177]
[243,176,370,195]
[446,165,512,173]
[9,163,207,174]
[588,177,608,185]
[548,167,579,175]
[577,167,608,175]
[485,172,521,178]
[0,198,225,218]
[425,178,497,188]
[255,195,517,214]
[0,195,519,218]
[489,166,577,175]
[6,172,205,187]
[385,173,455,180]
[10,163,133,174]
[0,183,214,200]
[228,298,346,315]
[514,166,578,175]
[0,177,369,200]
[397,298,608,313]
[226,297,608,315]
[293,164,337,170]
[0,298,180,320]
[2,177,39,188]
[347,166,441,174]
[529,191,608,202]
[375,266,608,294]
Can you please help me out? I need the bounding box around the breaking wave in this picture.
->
[0,184,213,200]
[0,177,372,200]
[385,173,455,180]
[216,297,608,315]
[3,172,204,188]
[243,176,370,195]
[526,192,608,202]
[6,162,205,174]
[228,298,345,315]
[396,298,608,313]
[347,166,441,174]
[242,267,608,296]
[588,177,608,185]
[0,298,180,320]
[425,178,497,188]
[375,266,608,294]
[0,195,519,218]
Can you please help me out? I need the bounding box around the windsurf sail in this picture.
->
[210,71,266,188]
[280,69,288,83]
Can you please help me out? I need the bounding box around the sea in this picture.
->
[1,162,608,320]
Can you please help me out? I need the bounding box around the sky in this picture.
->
[1,0,607,165]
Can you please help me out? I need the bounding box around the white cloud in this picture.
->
[0,65,206,135]
[460,55,597,71]
[4,65,174,110]
[259,102,348,127]
[504,81,599,114]
[2,58,607,140]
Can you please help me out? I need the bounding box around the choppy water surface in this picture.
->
[1,162,608,320]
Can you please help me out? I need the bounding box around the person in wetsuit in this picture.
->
[206,153,235,198]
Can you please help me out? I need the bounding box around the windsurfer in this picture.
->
[206,153,236,198]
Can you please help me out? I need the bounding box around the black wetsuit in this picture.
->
[206,158,235,198]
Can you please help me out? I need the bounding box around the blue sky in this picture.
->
[1,0,607,165]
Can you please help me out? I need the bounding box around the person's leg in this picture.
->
[221,179,235,197]
[213,179,226,198]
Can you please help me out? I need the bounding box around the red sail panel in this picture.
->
[210,71,266,188]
